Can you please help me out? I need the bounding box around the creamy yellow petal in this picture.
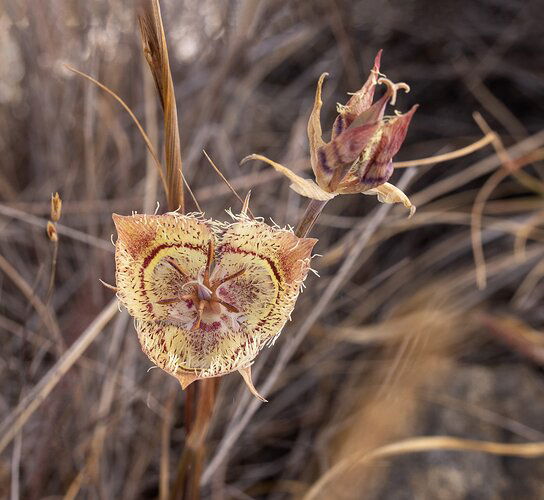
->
[113,213,318,394]
[215,218,317,345]
[135,318,261,379]
[113,213,214,321]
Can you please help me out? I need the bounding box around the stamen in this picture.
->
[214,269,245,291]
[203,240,214,286]
[164,257,187,278]
[158,294,194,305]
[191,301,206,331]
[157,297,183,305]
[216,299,240,313]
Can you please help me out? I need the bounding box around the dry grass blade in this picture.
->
[304,436,544,500]
[66,65,167,196]
[0,203,114,252]
[204,150,254,217]
[470,113,515,289]
[479,313,544,365]
[393,133,495,168]
[181,173,203,213]
[0,253,64,353]
[0,299,118,455]
[138,0,184,212]
[64,311,129,500]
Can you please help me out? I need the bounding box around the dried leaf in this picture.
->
[363,182,416,216]
[315,122,379,189]
[307,73,328,176]
[241,154,335,201]
[332,50,382,139]
[238,366,267,402]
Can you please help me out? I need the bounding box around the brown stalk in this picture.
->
[171,379,219,500]
[295,199,329,238]
[393,134,494,168]
[138,0,184,212]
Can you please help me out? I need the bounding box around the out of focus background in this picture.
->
[2,0,544,498]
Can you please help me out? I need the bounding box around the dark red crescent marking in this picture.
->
[218,244,284,329]
[139,242,208,316]
[218,244,282,283]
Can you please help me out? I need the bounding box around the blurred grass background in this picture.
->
[1,0,544,498]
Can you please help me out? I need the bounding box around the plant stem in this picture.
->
[295,199,329,238]
[171,378,218,500]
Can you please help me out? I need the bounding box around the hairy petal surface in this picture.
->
[113,213,213,322]
[113,212,317,386]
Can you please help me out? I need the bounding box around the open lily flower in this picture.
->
[243,51,417,215]
[113,211,316,400]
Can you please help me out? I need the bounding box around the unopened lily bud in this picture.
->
[51,192,62,222]
[243,50,418,215]
[47,221,58,242]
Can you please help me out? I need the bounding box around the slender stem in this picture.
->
[295,199,329,238]
[184,384,197,436]
[172,378,218,500]
[46,239,59,304]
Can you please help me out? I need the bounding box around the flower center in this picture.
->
[157,241,244,331]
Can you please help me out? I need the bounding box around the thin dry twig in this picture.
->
[0,254,64,353]
[393,134,495,168]
[203,150,255,218]
[470,113,515,289]
[0,299,118,455]
[66,64,168,195]
[0,204,113,252]
[304,436,544,500]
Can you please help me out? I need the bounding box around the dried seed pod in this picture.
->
[47,221,58,242]
[51,192,62,222]
[113,212,317,399]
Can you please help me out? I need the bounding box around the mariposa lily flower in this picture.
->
[113,211,316,400]
[243,51,417,215]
